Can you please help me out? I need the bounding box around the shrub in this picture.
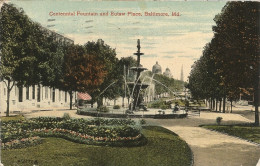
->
[148,100,170,109]
[63,113,71,120]
[139,119,146,125]
[160,104,169,110]
[97,106,109,113]
[216,117,223,125]
[113,105,120,109]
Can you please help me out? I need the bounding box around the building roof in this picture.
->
[152,61,162,74]
[163,67,173,78]
[77,92,92,100]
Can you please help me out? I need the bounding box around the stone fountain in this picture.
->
[128,39,149,111]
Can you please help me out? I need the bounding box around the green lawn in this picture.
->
[0,115,24,122]
[2,126,192,166]
[202,125,260,144]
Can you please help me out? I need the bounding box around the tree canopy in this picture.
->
[188,1,259,124]
[84,40,120,107]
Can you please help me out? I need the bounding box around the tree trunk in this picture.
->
[5,80,14,117]
[223,96,226,113]
[213,99,215,111]
[122,97,124,107]
[97,97,103,108]
[6,81,11,117]
[216,99,218,112]
[254,87,259,125]
[69,90,73,110]
[91,100,94,108]
[230,100,233,113]
[219,99,222,112]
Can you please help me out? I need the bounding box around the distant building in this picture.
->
[152,61,162,74]
[163,68,173,78]
[40,26,74,45]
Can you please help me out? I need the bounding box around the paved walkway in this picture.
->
[20,108,260,166]
[146,112,260,166]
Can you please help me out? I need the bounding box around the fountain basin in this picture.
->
[77,108,188,119]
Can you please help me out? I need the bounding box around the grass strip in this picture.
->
[202,125,260,144]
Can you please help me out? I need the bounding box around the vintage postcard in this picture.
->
[0,0,259,166]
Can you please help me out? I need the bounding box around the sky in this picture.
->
[7,0,226,81]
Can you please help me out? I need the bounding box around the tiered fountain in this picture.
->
[128,39,149,111]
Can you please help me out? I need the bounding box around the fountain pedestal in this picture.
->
[128,39,149,111]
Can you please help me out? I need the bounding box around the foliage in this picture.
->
[0,4,109,113]
[30,117,136,126]
[96,106,110,112]
[139,119,146,125]
[2,136,43,150]
[216,117,223,125]
[147,100,171,109]
[84,40,120,107]
[0,4,36,116]
[62,113,71,120]
[118,56,137,82]
[187,2,259,124]
[2,126,192,166]
[212,2,260,124]
[0,4,70,115]
[160,104,168,110]
[113,105,121,109]
[143,71,177,96]
[62,44,106,109]
[0,117,141,147]
[118,56,138,99]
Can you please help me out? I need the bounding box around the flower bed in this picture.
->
[29,128,143,146]
[1,117,145,149]
[1,136,42,150]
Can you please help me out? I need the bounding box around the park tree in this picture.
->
[189,2,259,119]
[33,31,65,88]
[84,39,120,108]
[0,4,69,116]
[153,73,175,97]
[0,4,38,116]
[188,43,226,111]
[212,2,260,124]
[62,44,106,109]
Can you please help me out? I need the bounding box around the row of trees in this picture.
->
[1,3,188,117]
[187,2,259,125]
[0,4,125,116]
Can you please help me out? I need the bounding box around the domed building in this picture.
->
[163,67,173,78]
[152,61,162,74]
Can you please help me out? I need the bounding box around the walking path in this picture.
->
[146,112,260,166]
[19,107,260,166]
